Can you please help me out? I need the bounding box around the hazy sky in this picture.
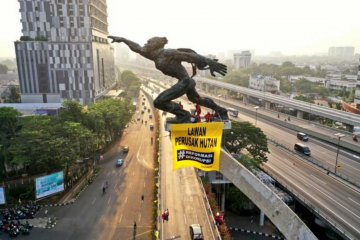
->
[1,0,359,58]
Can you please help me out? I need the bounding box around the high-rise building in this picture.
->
[328,47,355,58]
[14,0,115,104]
[233,51,251,69]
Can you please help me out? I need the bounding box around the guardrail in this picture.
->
[263,169,355,240]
[196,173,222,240]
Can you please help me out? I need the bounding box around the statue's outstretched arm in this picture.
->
[174,51,227,77]
[108,36,144,55]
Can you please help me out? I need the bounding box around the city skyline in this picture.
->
[1,0,360,58]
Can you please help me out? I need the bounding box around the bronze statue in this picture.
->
[108,36,228,123]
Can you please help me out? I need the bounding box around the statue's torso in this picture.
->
[154,49,189,80]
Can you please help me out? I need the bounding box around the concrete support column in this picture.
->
[297,110,304,119]
[221,189,225,212]
[259,211,265,226]
[265,101,271,110]
[243,95,248,104]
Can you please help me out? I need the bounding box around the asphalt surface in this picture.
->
[220,98,360,239]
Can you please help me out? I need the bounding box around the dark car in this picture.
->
[297,132,309,141]
[123,146,129,153]
[189,224,203,240]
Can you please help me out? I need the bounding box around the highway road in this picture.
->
[203,95,360,239]
[213,95,360,186]
[263,146,360,239]
[143,86,218,240]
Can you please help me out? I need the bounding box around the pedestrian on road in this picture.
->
[164,209,169,222]
[141,195,144,202]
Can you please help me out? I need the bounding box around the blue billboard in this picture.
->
[0,187,5,204]
[35,171,64,199]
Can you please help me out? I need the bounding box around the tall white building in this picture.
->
[249,75,280,94]
[328,47,355,58]
[234,51,251,69]
[14,0,115,104]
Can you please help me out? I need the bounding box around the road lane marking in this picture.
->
[348,197,360,207]
[107,196,111,205]
[183,214,187,224]
[124,196,128,204]
[310,174,327,185]
[113,182,118,190]
[138,213,142,222]
[92,198,96,205]
[144,182,146,188]
[119,214,123,223]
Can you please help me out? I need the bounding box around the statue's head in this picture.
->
[144,37,168,52]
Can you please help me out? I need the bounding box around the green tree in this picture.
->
[5,86,21,103]
[86,98,134,147]
[223,122,269,169]
[9,116,97,175]
[223,70,249,87]
[59,100,84,123]
[0,64,8,74]
[120,70,141,99]
[293,95,315,103]
[280,78,291,93]
[0,107,21,177]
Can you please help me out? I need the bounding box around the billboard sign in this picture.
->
[0,187,5,205]
[35,171,64,199]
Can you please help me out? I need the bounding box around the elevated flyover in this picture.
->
[196,77,360,128]
[219,150,317,240]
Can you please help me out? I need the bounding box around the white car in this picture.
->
[353,126,360,136]
[189,224,203,240]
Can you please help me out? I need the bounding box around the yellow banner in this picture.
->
[170,122,224,171]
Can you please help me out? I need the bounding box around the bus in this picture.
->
[227,108,239,118]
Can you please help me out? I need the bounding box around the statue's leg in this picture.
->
[186,88,229,120]
[154,77,194,123]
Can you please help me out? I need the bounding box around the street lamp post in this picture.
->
[254,106,259,125]
[308,102,312,124]
[334,133,345,174]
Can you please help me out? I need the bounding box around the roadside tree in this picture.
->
[223,121,269,170]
